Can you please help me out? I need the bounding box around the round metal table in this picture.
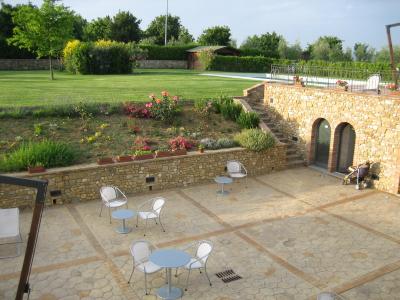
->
[214,176,233,195]
[111,209,136,234]
[149,249,191,300]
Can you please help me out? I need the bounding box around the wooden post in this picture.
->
[386,23,400,88]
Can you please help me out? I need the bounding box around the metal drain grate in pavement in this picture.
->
[215,269,242,283]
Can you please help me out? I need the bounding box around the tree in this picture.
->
[278,38,302,60]
[110,11,141,43]
[197,25,231,46]
[145,15,181,45]
[9,0,74,79]
[83,16,112,41]
[0,2,35,58]
[71,12,87,40]
[353,43,375,62]
[375,46,400,63]
[176,26,194,44]
[240,32,282,58]
[310,36,351,61]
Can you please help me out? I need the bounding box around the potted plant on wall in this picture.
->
[96,152,115,165]
[116,151,133,163]
[155,145,174,158]
[133,150,154,161]
[169,136,192,156]
[28,162,46,174]
[198,144,205,154]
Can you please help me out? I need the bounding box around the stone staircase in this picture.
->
[247,99,304,168]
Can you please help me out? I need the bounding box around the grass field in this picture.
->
[0,69,254,107]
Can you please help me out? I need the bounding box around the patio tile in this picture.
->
[327,192,400,241]
[341,268,400,300]
[0,206,96,275]
[112,233,320,300]
[243,210,400,289]
[257,167,366,207]
[181,178,311,226]
[74,190,225,255]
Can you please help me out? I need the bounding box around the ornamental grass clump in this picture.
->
[236,111,260,129]
[234,129,276,151]
[0,140,77,172]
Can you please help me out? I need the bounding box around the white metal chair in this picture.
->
[363,74,381,93]
[128,240,163,295]
[136,197,166,236]
[175,240,213,291]
[227,160,248,186]
[99,186,128,223]
[0,208,22,259]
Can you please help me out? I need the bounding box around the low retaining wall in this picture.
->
[0,59,62,71]
[0,146,287,208]
[138,60,187,69]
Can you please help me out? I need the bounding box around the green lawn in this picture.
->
[0,69,254,107]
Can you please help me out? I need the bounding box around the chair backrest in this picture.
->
[130,240,151,264]
[196,240,213,264]
[100,186,117,202]
[365,74,380,90]
[152,197,165,215]
[227,160,241,174]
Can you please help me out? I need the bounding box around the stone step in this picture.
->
[286,148,298,155]
[287,153,303,160]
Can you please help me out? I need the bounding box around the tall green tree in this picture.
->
[353,43,375,61]
[309,36,351,61]
[197,25,231,46]
[9,0,74,79]
[375,46,400,63]
[277,39,302,60]
[110,11,141,42]
[146,15,181,45]
[0,2,35,58]
[83,16,112,41]
[240,32,282,58]
[71,12,87,40]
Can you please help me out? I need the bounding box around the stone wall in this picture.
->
[138,60,187,69]
[264,83,400,194]
[0,146,287,208]
[0,59,62,70]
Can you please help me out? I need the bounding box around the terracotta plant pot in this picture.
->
[116,155,133,163]
[172,149,187,156]
[155,151,174,158]
[133,154,154,161]
[97,157,115,165]
[28,166,46,174]
[198,148,205,154]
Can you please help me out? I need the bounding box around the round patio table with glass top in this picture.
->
[214,176,233,195]
[149,249,191,300]
[111,209,136,234]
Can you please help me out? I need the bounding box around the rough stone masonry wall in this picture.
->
[0,59,61,70]
[264,83,400,194]
[0,146,286,208]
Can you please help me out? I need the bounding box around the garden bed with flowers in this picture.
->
[0,91,255,172]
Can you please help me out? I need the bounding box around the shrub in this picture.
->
[63,40,145,74]
[169,136,193,151]
[200,138,218,150]
[237,111,260,129]
[207,55,276,73]
[220,101,242,121]
[147,91,180,123]
[123,102,151,118]
[194,99,213,118]
[0,140,77,172]
[212,95,233,114]
[216,138,238,149]
[234,129,276,151]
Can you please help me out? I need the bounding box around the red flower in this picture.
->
[156,99,161,104]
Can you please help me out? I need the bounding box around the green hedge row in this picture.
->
[138,45,195,60]
[207,56,289,73]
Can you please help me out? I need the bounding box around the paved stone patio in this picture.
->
[1,167,400,299]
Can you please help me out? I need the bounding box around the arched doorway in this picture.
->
[315,119,331,168]
[336,123,356,173]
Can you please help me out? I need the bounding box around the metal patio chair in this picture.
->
[175,240,213,291]
[99,186,128,223]
[136,197,166,236]
[128,240,163,295]
[227,160,248,187]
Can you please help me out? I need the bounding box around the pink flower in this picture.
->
[142,145,151,151]
[173,96,179,101]
[145,102,153,108]
[161,91,169,97]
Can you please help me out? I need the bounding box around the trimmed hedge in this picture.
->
[207,56,291,73]
[139,45,195,60]
[63,40,138,74]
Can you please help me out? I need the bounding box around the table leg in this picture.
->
[122,219,126,231]
[156,267,183,299]
[167,268,172,295]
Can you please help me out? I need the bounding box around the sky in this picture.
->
[8,0,400,49]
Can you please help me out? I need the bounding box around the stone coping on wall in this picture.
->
[265,81,400,101]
